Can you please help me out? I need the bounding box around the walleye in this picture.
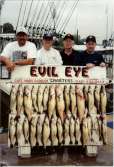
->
[30,113,38,147]
[100,85,107,114]
[31,86,38,112]
[43,86,49,111]
[57,117,63,145]
[83,85,88,107]
[64,85,70,114]
[10,85,17,114]
[75,118,81,145]
[69,85,77,118]
[82,118,89,145]
[86,116,92,141]
[17,113,25,146]
[101,116,107,144]
[64,117,70,145]
[42,116,51,147]
[69,117,75,144]
[9,116,16,147]
[17,84,24,116]
[23,117,29,143]
[37,114,45,146]
[56,85,65,123]
[48,85,56,120]
[51,115,58,146]
[24,86,33,121]
[87,86,94,115]
[76,85,85,122]
[94,85,100,113]
[37,86,44,114]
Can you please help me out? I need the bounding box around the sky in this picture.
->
[0,0,114,44]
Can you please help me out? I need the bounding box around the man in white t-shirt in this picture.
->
[0,27,37,71]
[35,33,63,65]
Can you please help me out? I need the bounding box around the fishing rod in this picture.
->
[61,0,79,34]
[25,0,33,27]
[16,0,24,30]
[21,1,28,26]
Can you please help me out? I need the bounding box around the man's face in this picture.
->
[43,39,53,50]
[86,41,96,53]
[63,38,73,49]
[16,33,28,46]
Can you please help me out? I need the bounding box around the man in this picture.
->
[35,33,62,65]
[79,35,105,68]
[60,34,80,65]
[0,27,37,71]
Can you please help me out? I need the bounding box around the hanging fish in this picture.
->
[9,116,16,147]
[87,86,95,115]
[24,86,33,121]
[69,85,77,118]
[50,115,58,146]
[94,85,100,113]
[100,85,107,114]
[86,116,92,142]
[56,85,65,123]
[48,85,56,120]
[64,85,70,114]
[69,117,75,144]
[83,85,88,107]
[64,117,70,145]
[10,85,17,114]
[75,118,81,145]
[57,117,63,145]
[101,116,107,144]
[31,85,38,112]
[42,116,51,147]
[82,118,89,146]
[43,86,49,112]
[17,84,24,116]
[37,85,44,114]
[23,117,29,144]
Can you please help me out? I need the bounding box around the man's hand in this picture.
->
[86,63,95,69]
[100,62,106,67]
[6,61,15,71]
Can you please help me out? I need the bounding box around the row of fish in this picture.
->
[10,84,107,123]
[8,111,107,148]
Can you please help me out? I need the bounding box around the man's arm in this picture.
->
[14,58,34,65]
[0,56,15,71]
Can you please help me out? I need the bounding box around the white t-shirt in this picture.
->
[35,47,63,65]
[1,41,37,61]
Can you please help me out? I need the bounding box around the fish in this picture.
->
[48,85,56,120]
[87,86,95,115]
[94,85,100,113]
[37,85,44,114]
[56,85,65,123]
[69,117,75,144]
[64,117,70,145]
[101,116,107,144]
[16,113,25,146]
[24,86,33,121]
[97,115,102,140]
[76,85,85,122]
[36,114,45,146]
[50,115,58,146]
[82,118,89,145]
[83,85,88,107]
[86,116,92,141]
[69,85,77,118]
[42,116,51,147]
[100,85,107,114]
[17,84,24,116]
[9,116,16,147]
[75,118,81,145]
[23,117,29,143]
[31,86,38,112]
[64,85,70,114]
[10,85,17,114]
[30,113,38,147]
[43,86,49,112]
[57,117,63,145]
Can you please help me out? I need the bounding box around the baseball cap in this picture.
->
[16,27,28,35]
[86,35,96,43]
[63,34,74,40]
[43,33,53,40]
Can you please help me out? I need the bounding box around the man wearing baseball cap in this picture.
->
[60,34,80,65]
[0,27,37,71]
[35,33,62,65]
[79,35,105,68]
